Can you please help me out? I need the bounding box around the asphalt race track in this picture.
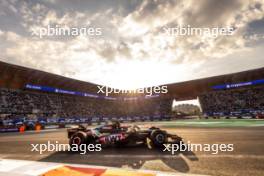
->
[0,126,263,176]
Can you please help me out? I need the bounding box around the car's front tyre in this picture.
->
[150,130,168,148]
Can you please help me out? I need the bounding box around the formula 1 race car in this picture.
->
[67,121,182,149]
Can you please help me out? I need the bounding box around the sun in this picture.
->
[100,59,189,90]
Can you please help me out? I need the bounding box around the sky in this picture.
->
[0,0,264,90]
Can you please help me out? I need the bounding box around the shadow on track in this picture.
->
[39,143,198,173]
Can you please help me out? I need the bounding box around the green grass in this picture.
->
[144,119,264,128]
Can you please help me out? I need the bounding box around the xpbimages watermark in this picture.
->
[31,141,102,154]
[97,85,168,96]
[31,24,102,38]
[162,25,234,38]
[163,141,234,155]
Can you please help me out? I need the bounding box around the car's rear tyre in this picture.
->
[69,131,87,148]
[150,130,167,148]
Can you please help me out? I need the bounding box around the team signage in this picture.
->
[212,79,264,90]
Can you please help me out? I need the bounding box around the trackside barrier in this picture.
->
[44,125,60,129]
[0,128,19,132]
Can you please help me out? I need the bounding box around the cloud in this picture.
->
[0,0,264,89]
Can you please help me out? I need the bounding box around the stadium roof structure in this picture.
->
[0,60,263,100]
[0,60,100,94]
[166,67,264,100]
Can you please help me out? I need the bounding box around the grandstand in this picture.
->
[199,85,264,117]
[0,60,264,128]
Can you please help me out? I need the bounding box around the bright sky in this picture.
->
[0,0,264,89]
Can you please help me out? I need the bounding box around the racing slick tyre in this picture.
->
[150,130,167,148]
[69,131,87,150]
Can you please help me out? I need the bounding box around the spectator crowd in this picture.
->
[199,85,264,115]
[0,88,173,121]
